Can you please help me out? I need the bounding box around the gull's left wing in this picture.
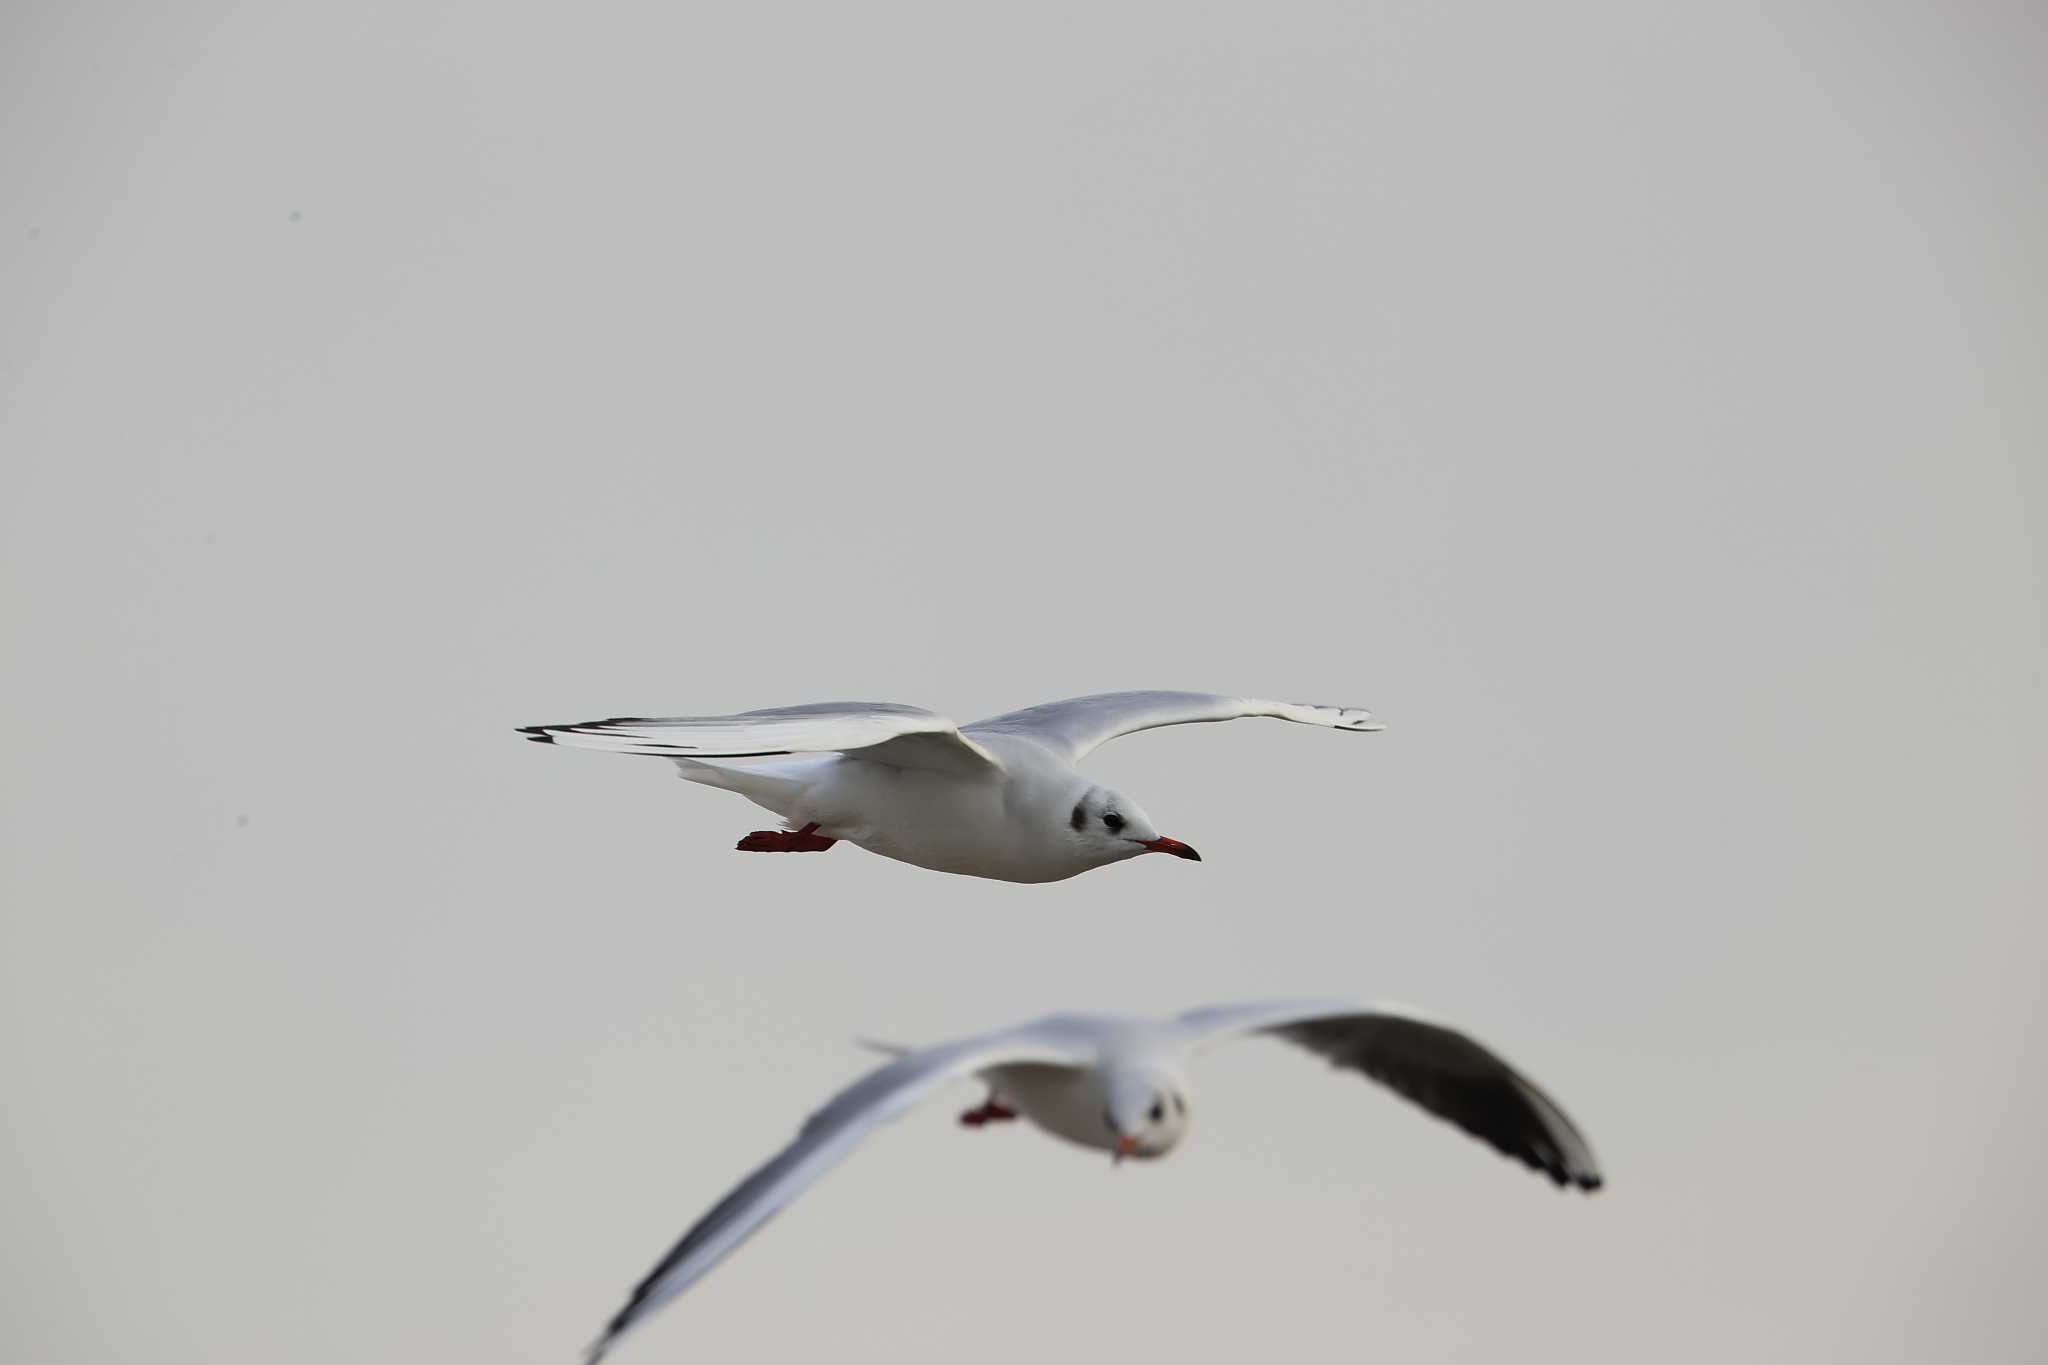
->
[1175,999,1603,1191]
[963,691,1381,764]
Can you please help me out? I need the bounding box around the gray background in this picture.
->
[4,3,2042,1362]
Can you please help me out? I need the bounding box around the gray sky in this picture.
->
[3,3,2043,1362]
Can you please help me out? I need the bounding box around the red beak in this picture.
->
[1141,836,1201,861]
[1114,1135,1138,1164]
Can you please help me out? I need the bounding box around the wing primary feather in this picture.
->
[516,705,1001,774]
[1269,1014,1603,1191]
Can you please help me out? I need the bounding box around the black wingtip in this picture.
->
[1551,1164,1603,1193]
[516,726,558,744]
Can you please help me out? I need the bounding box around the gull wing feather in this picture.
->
[518,702,1001,777]
[583,1025,1088,1362]
[1175,999,1602,1192]
[964,691,1380,763]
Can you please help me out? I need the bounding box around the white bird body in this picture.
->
[581,1000,1601,1362]
[979,1016,1194,1152]
[981,1057,1123,1149]
[678,730,1098,881]
[520,691,1383,883]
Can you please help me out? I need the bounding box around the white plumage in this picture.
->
[520,690,1383,882]
[584,999,1601,1362]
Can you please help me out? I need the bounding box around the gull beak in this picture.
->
[1140,836,1201,862]
[1114,1135,1138,1165]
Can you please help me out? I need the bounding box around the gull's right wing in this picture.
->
[519,702,1002,778]
[582,1023,1089,1362]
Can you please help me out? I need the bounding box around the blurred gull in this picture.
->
[582,998,1601,1361]
[519,690,1381,882]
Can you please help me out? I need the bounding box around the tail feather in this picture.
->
[520,723,829,824]
[667,755,817,814]
[853,1037,912,1058]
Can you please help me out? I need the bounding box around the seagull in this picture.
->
[582,999,1601,1361]
[518,691,1382,882]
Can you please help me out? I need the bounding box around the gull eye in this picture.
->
[1148,1099,1164,1123]
[1102,811,1126,833]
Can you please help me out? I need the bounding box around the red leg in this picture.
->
[735,822,838,853]
[958,1099,1018,1127]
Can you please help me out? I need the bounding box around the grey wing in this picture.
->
[583,1027,1087,1363]
[1177,1000,1602,1192]
[964,691,1381,763]
[518,702,1002,777]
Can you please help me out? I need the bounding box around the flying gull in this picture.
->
[519,690,1382,882]
[582,998,1601,1360]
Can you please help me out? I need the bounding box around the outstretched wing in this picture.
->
[963,691,1380,763]
[518,702,1001,777]
[1176,999,1602,1191]
[583,1026,1088,1363]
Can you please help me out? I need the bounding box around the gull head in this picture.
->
[1062,784,1201,869]
[1101,1066,1191,1165]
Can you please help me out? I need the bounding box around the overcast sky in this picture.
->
[4,3,2043,1363]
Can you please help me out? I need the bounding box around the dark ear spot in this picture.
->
[1070,801,1087,831]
